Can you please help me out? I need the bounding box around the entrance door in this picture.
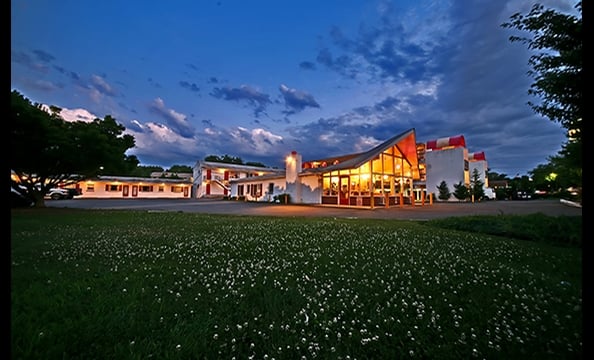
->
[132,185,138,197]
[339,176,350,205]
[122,185,129,197]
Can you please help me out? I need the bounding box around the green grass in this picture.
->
[11,208,582,359]
[422,213,582,248]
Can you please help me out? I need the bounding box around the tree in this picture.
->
[436,180,451,201]
[129,165,165,177]
[452,182,470,202]
[167,165,193,173]
[502,1,582,198]
[11,90,138,207]
[244,161,267,168]
[470,168,485,201]
[204,155,269,168]
[205,154,244,164]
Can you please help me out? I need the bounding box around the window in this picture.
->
[238,185,244,196]
[139,185,153,192]
[170,186,184,193]
[158,186,164,192]
[86,184,95,192]
[268,183,274,194]
[105,184,122,192]
[250,183,262,197]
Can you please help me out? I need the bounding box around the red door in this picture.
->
[123,185,129,197]
[132,185,138,197]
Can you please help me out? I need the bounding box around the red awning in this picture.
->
[469,151,486,161]
[426,135,466,150]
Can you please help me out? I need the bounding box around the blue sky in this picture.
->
[11,0,578,176]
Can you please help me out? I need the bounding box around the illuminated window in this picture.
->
[105,184,122,192]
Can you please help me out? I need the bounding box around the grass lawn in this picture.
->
[11,208,582,359]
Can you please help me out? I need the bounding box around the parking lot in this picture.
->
[45,198,582,221]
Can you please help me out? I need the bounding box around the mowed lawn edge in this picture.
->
[11,208,582,359]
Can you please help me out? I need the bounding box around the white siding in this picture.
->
[76,179,191,199]
[425,147,468,201]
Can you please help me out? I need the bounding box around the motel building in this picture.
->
[424,134,491,201]
[75,175,192,199]
[223,128,428,208]
[37,130,489,204]
[192,161,285,199]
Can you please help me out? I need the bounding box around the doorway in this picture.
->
[339,175,350,205]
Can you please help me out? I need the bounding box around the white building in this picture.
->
[228,128,425,208]
[424,135,494,201]
[424,135,469,201]
[192,161,284,199]
[75,175,192,198]
[468,151,489,187]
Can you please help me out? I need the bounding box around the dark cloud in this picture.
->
[278,84,320,115]
[316,48,358,79]
[32,49,55,63]
[299,61,316,70]
[186,63,199,72]
[53,66,81,81]
[210,85,272,117]
[148,77,163,88]
[179,81,200,93]
[11,50,50,73]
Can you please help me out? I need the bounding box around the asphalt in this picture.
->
[45,198,582,221]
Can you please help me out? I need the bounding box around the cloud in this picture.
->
[58,107,98,123]
[148,98,195,138]
[299,61,316,70]
[278,84,320,115]
[179,81,200,93]
[210,84,272,117]
[32,49,56,63]
[11,50,50,73]
[90,75,117,97]
[126,122,206,167]
[53,66,80,81]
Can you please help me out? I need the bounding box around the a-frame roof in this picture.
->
[301,128,419,176]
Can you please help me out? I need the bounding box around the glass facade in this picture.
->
[321,145,419,206]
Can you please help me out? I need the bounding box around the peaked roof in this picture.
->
[301,128,419,176]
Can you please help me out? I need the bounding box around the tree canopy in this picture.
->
[204,154,267,168]
[501,1,582,199]
[11,90,139,207]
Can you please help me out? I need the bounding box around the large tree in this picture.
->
[501,2,582,197]
[11,90,139,207]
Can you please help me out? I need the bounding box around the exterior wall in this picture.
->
[229,174,321,204]
[469,159,489,188]
[193,161,284,198]
[76,178,191,199]
[230,177,286,202]
[285,151,302,203]
[297,174,322,204]
[425,147,468,201]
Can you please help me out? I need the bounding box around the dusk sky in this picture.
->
[11,0,578,176]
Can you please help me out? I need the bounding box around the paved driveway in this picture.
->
[46,198,582,220]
